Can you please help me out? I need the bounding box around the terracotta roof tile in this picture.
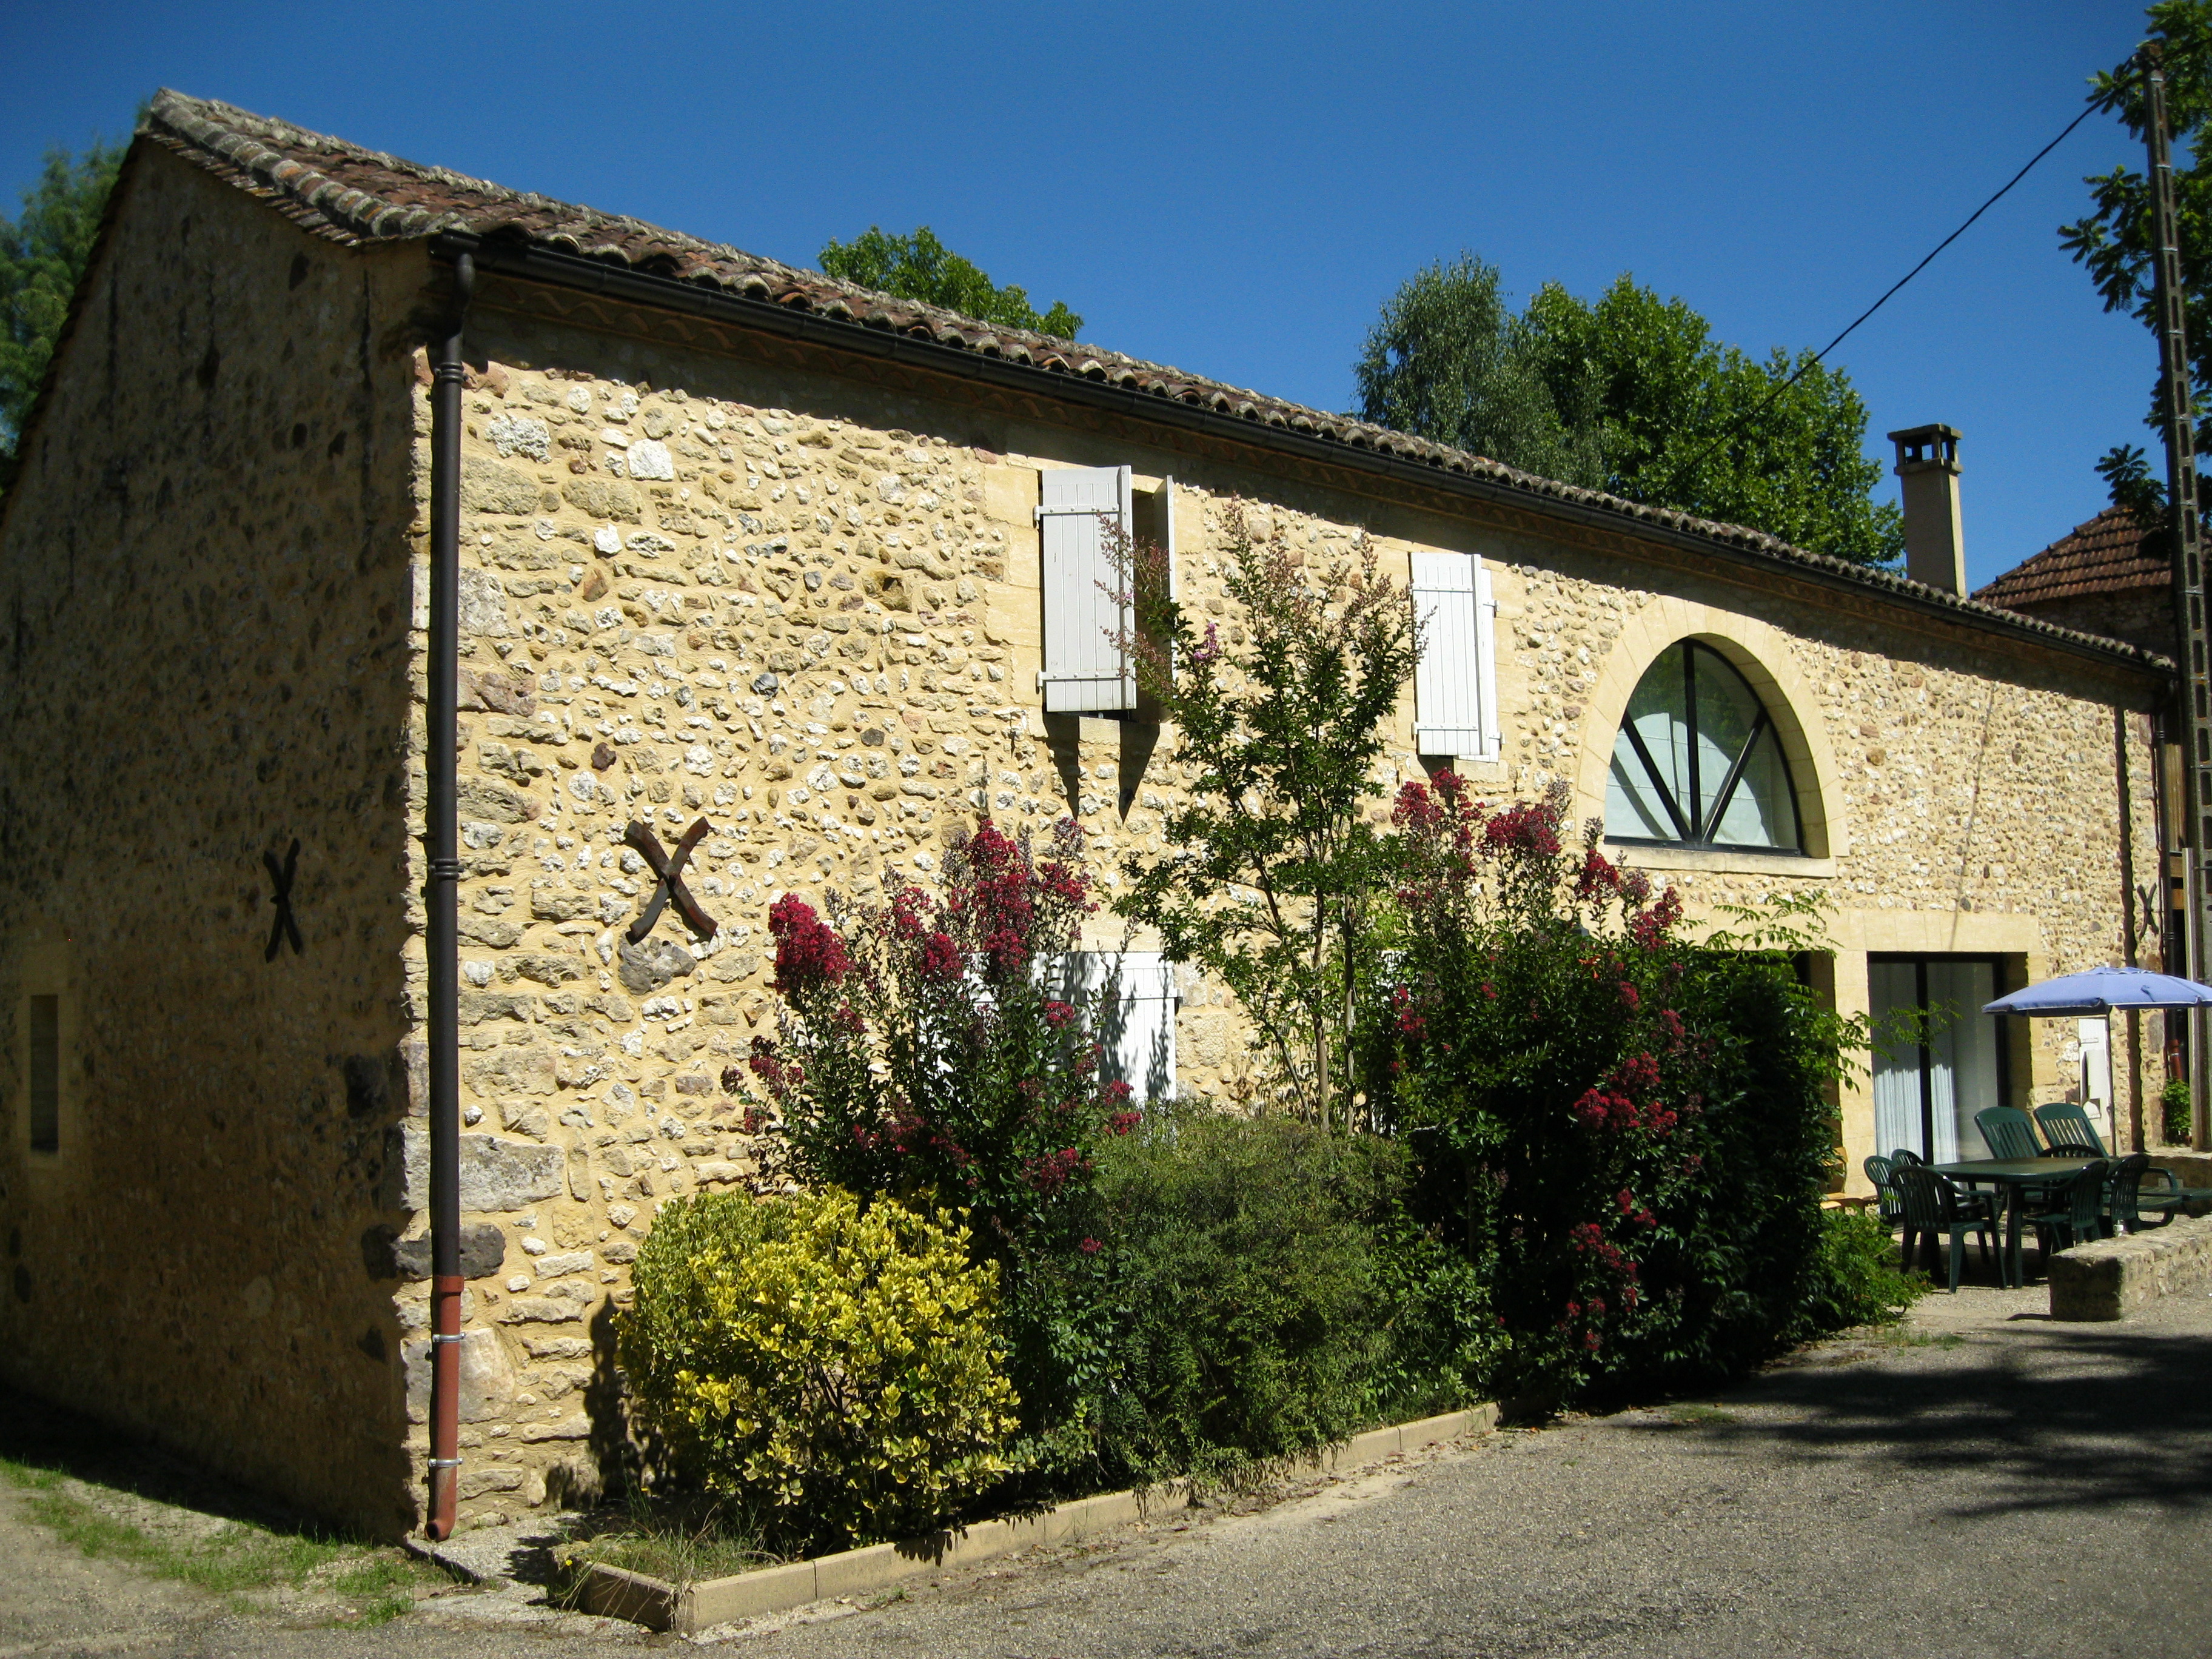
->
[1972,506,2170,610]
[116,90,2170,674]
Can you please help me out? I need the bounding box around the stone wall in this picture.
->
[2006,588,2173,660]
[2049,1211,2212,1320]
[393,290,2162,1527]
[0,146,426,1534]
[1513,560,2165,1177]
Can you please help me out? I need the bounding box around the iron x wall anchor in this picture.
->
[623,819,719,943]
[263,838,303,960]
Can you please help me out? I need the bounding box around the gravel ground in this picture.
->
[5,1283,2208,1658]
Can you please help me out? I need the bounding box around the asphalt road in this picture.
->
[6,1284,2209,1658]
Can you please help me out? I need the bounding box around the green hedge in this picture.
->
[1002,1111,1479,1491]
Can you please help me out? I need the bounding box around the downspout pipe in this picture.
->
[424,250,474,1542]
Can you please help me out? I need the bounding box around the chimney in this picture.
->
[1888,423,1965,595]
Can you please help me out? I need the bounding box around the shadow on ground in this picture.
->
[1627,1315,2212,1521]
[0,1384,332,1540]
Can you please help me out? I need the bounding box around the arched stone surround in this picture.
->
[1570,597,1849,866]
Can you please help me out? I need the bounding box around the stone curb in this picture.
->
[2049,1211,2212,1321]
[571,1404,1498,1633]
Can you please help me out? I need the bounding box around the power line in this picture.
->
[1669,92,2109,491]
[1809,98,2106,370]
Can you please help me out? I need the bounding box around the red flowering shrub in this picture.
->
[750,819,1160,1466]
[768,892,850,995]
[751,819,1136,1267]
[1366,776,1849,1405]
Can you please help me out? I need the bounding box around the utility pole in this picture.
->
[2145,45,2212,1151]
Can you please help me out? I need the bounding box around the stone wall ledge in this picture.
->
[2048,1213,2212,1321]
[569,1404,1498,1634]
[2146,1151,2212,1190]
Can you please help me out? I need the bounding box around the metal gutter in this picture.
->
[429,229,2168,688]
[423,249,473,1542]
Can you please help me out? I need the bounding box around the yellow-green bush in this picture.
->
[619,1188,1019,1554]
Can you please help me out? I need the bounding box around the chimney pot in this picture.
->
[1888,423,1966,595]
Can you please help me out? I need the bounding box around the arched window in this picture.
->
[1606,641,1801,853]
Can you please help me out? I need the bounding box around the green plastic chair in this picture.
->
[1864,1155,1905,1230]
[1894,1163,1998,1292]
[2030,1159,2108,1265]
[1887,1146,1995,1224]
[1974,1105,2045,1162]
[2033,1102,2110,1158]
[2035,1102,2211,1205]
[2108,1153,2186,1233]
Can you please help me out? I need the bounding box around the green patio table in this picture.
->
[1932,1156,2100,1289]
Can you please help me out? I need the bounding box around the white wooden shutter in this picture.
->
[1162,477,1179,603]
[1159,477,1179,680]
[2076,1017,2113,1119]
[1412,551,1497,760]
[1057,950,1178,1102]
[1039,466,1134,712]
[1475,557,1500,759]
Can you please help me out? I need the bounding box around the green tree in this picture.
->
[1351,254,1606,490]
[2059,1,2212,494]
[1523,276,1903,565]
[1113,503,1419,1130]
[1354,260,1905,566]
[819,224,1083,338]
[2096,441,2168,518]
[1,138,126,487]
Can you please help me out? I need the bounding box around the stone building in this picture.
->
[1975,506,2186,1034]
[1973,504,2172,658]
[0,92,2174,1537]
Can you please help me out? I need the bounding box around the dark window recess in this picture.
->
[28,996,58,1154]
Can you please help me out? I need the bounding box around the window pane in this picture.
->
[1926,961,1999,1162]
[1604,644,1689,842]
[1690,646,1764,832]
[1868,962,1923,1160]
[1603,640,1801,851]
[1629,644,1690,802]
[1607,744,1678,840]
[1710,726,1798,850]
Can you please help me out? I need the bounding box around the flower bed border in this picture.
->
[571,1404,1498,1633]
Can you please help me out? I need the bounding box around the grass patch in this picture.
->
[0,1454,434,1622]
[318,1555,429,1626]
[1868,1329,1965,1351]
[561,1502,778,1589]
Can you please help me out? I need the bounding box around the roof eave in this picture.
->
[435,229,2171,686]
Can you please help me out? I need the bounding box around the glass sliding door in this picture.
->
[1871,960,1924,1157]
[1868,956,2008,1162]
[1927,961,2001,1159]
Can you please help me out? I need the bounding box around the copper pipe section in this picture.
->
[423,250,473,1541]
[427,1275,464,1533]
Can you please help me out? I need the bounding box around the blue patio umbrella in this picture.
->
[1983,965,2212,1017]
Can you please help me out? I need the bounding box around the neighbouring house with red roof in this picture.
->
[1972,504,2172,659]
[0,91,2178,1538]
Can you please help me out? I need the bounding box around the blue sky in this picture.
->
[0,0,2161,586]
